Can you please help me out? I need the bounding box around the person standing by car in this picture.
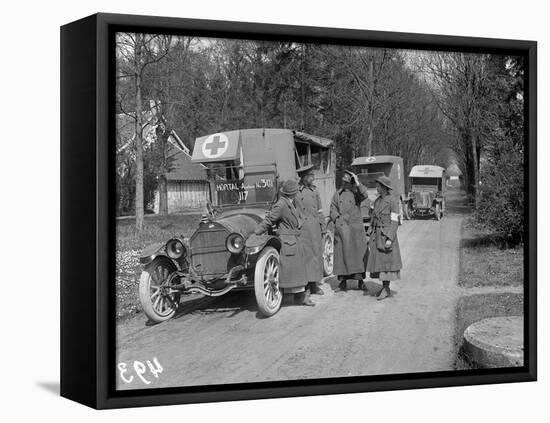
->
[296,164,326,296]
[254,179,315,306]
[330,170,368,292]
[366,175,403,300]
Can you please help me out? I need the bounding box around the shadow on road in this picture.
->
[174,291,257,319]
[142,291,258,326]
[324,277,397,296]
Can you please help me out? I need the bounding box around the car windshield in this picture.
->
[209,166,277,207]
[357,172,385,188]
[411,177,440,191]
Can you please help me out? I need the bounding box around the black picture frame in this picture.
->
[60,12,537,409]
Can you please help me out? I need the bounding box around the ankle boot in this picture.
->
[297,290,315,306]
[309,282,325,295]
[336,279,347,292]
[377,281,392,301]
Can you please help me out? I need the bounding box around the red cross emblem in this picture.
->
[202,133,229,158]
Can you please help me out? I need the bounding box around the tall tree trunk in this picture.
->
[365,55,374,156]
[471,134,479,204]
[463,131,479,201]
[158,176,168,215]
[365,127,374,156]
[134,34,145,232]
[157,113,169,216]
[300,44,306,130]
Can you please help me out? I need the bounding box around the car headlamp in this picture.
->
[166,238,186,260]
[226,233,245,254]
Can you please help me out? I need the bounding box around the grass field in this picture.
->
[116,213,201,320]
[459,219,524,288]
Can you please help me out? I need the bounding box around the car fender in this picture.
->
[139,241,167,265]
[245,233,282,256]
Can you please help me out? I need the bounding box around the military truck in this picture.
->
[351,155,408,229]
[406,165,447,220]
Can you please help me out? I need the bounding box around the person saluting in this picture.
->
[254,179,315,306]
[329,170,368,292]
[366,175,403,300]
[295,164,326,296]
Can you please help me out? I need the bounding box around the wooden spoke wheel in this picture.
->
[139,257,180,323]
[254,247,282,317]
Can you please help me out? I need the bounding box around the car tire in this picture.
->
[254,247,282,317]
[323,230,334,276]
[139,257,180,323]
[398,200,405,225]
[403,200,410,220]
[435,204,442,221]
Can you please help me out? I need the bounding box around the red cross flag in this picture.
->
[191,131,241,163]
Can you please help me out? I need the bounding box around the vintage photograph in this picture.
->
[114,32,525,390]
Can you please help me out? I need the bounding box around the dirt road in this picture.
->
[116,191,467,390]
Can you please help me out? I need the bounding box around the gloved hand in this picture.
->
[385,239,392,249]
[254,227,264,235]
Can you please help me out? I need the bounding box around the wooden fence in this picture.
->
[154,180,210,213]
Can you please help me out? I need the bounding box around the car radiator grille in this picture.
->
[190,228,230,277]
[414,191,433,208]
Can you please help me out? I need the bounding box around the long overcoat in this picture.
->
[295,183,326,282]
[329,183,369,276]
[366,193,403,275]
[255,196,307,289]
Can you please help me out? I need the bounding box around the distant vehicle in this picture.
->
[351,155,407,229]
[406,165,447,220]
[138,128,336,322]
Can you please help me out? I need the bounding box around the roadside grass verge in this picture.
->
[454,218,524,369]
[459,218,523,288]
[116,213,201,320]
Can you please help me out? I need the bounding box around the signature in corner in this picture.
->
[118,357,163,385]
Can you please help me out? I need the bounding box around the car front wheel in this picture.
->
[323,231,334,276]
[403,200,411,220]
[435,203,442,221]
[254,247,282,317]
[398,200,404,225]
[139,257,180,323]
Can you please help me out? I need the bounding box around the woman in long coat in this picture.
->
[295,164,326,295]
[366,175,403,300]
[254,179,315,306]
[330,170,369,291]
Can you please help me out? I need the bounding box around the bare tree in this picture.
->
[342,48,395,156]
[116,33,171,231]
[415,52,493,200]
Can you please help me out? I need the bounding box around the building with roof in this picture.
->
[115,101,209,214]
[445,162,463,188]
[153,143,209,213]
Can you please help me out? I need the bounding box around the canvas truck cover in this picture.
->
[190,128,333,178]
[351,155,403,167]
[191,131,241,163]
[409,165,446,178]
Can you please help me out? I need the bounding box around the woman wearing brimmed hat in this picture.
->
[254,179,315,306]
[366,175,403,300]
[329,170,369,292]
